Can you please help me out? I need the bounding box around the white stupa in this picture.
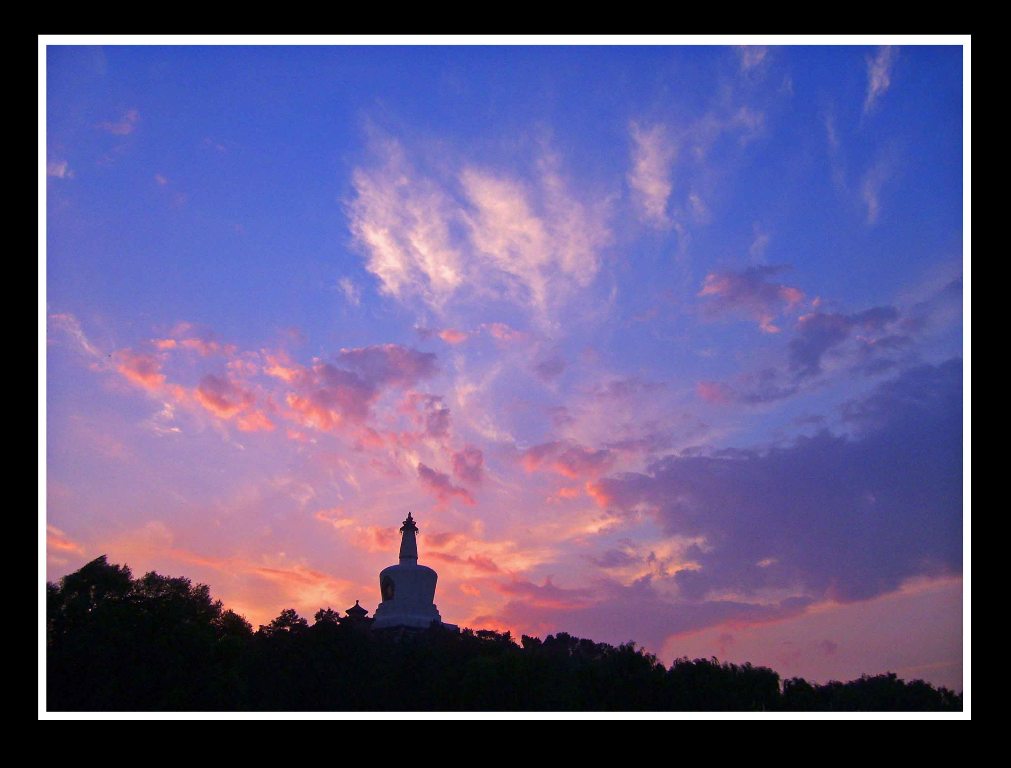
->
[372,513,453,631]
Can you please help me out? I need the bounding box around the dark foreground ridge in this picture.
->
[46,557,962,712]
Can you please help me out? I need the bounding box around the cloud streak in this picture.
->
[628,122,677,229]
[864,47,898,114]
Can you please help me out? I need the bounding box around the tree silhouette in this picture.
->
[46,557,963,712]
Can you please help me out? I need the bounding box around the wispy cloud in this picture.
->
[749,223,771,260]
[337,277,361,306]
[459,159,608,323]
[97,108,140,135]
[628,121,677,229]
[864,47,898,114]
[349,136,609,326]
[736,46,769,74]
[48,313,103,360]
[350,138,463,309]
[861,158,892,225]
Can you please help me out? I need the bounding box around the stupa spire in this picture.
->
[399,512,419,563]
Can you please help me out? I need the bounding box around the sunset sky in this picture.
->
[43,42,967,692]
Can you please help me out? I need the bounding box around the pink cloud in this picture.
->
[337,343,438,388]
[452,446,484,484]
[425,531,466,548]
[521,441,615,479]
[427,551,500,573]
[696,381,735,405]
[552,486,582,501]
[699,265,805,333]
[194,374,255,419]
[493,577,593,611]
[47,160,73,179]
[400,392,451,440]
[349,525,398,553]
[153,326,237,357]
[252,564,336,589]
[314,508,355,530]
[284,363,375,431]
[97,108,140,135]
[417,462,476,506]
[484,322,525,342]
[179,337,237,356]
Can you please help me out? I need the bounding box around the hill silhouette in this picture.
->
[45,556,962,712]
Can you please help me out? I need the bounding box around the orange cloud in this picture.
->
[286,392,342,431]
[438,328,470,344]
[460,583,481,597]
[115,349,166,391]
[349,525,398,553]
[585,481,613,508]
[263,351,303,382]
[47,524,84,554]
[237,410,275,432]
[314,508,355,531]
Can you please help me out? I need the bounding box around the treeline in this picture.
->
[46,557,962,712]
